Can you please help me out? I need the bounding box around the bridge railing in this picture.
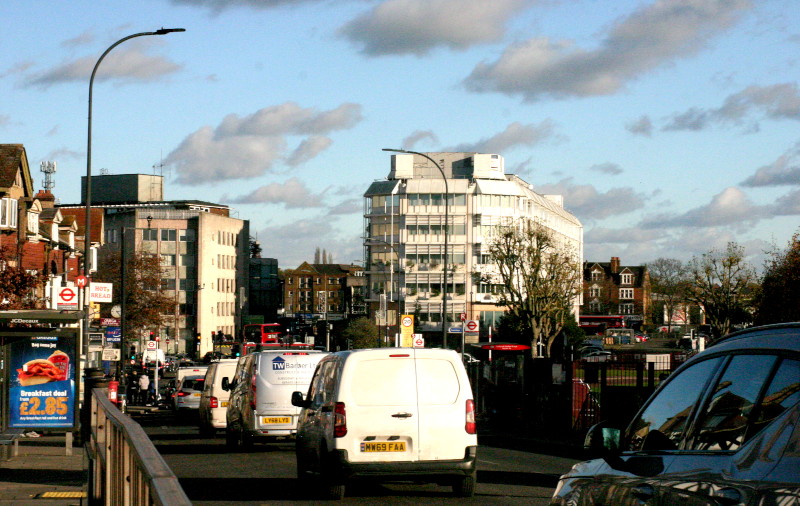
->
[87,387,190,505]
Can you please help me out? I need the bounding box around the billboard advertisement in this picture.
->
[7,335,77,428]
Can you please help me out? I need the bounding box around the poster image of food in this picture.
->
[8,335,76,428]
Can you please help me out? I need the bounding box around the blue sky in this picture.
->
[2,0,798,269]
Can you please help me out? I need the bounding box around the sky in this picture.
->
[2,0,799,271]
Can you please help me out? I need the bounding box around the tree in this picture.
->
[249,237,262,258]
[753,231,800,325]
[0,246,44,309]
[488,218,583,358]
[342,317,381,349]
[646,258,689,333]
[94,251,178,339]
[687,242,756,341]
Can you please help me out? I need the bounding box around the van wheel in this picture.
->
[452,474,475,497]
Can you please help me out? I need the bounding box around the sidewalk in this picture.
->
[0,432,87,505]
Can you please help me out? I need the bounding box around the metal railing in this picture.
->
[87,387,190,505]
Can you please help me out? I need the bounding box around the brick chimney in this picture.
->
[610,257,620,273]
[35,190,56,208]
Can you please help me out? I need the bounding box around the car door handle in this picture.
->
[632,484,654,501]
[392,412,413,418]
[710,487,742,505]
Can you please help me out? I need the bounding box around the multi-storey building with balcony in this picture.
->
[581,256,651,329]
[364,152,583,349]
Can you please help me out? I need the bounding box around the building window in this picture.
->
[620,288,634,299]
[589,302,601,312]
[161,254,176,266]
[589,286,600,298]
[591,270,603,281]
[0,198,18,228]
[143,229,157,241]
[619,303,634,314]
[179,229,196,242]
[161,278,176,290]
[161,229,176,241]
[621,273,633,285]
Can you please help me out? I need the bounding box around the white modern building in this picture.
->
[364,152,583,349]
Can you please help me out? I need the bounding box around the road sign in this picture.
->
[76,275,88,288]
[89,282,113,303]
[460,312,467,321]
[413,334,424,347]
[465,320,479,333]
[102,348,121,361]
[402,316,413,328]
[56,287,78,309]
[448,326,463,333]
[146,340,157,350]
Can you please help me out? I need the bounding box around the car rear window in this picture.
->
[182,378,205,391]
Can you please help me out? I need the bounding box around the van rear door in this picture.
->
[256,352,327,430]
[413,349,473,461]
[342,351,421,463]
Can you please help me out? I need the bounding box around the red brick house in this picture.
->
[0,144,80,307]
[581,256,651,328]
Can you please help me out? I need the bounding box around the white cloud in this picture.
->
[664,83,800,131]
[228,177,325,207]
[254,217,361,267]
[402,130,439,151]
[590,163,623,176]
[626,115,653,136]
[449,121,556,153]
[166,102,362,185]
[24,42,183,89]
[535,178,647,220]
[741,143,800,187]
[640,187,767,228]
[340,0,530,56]
[464,0,752,101]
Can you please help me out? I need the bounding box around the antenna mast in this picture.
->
[40,161,57,191]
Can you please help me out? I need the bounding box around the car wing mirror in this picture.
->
[221,377,230,390]
[291,391,310,408]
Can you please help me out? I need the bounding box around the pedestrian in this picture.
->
[138,373,150,405]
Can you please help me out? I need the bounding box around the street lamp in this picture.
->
[83,28,185,363]
[382,148,449,348]
[366,236,401,344]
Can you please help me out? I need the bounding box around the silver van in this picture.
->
[225,350,328,449]
[198,358,239,436]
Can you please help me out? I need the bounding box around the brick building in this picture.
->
[581,256,651,328]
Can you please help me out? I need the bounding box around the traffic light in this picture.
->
[129,346,136,360]
[231,344,241,357]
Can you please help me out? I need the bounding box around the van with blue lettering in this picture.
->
[224,349,328,449]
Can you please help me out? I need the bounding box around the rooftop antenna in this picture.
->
[40,161,56,191]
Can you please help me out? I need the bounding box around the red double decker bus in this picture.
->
[579,315,626,336]
[243,323,283,344]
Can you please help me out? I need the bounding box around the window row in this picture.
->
[216,230,238,246]
[142,228,196,242]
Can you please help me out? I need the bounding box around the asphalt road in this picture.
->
[133,409,579,505]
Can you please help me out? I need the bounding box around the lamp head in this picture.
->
[155,28,186,35]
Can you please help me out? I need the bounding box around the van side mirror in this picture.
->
[291,391,310,408]
[221,377,230,391]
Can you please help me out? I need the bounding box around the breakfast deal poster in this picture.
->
[8,335,77,428]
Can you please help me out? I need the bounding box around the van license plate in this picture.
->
[262,416,291,424]
[221,401,228,407]
[361,442,406,452]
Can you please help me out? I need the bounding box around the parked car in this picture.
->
[198,358,239,436]
[173,375,205,416]
[225,350,329,449]
[292,347,478,500]
[552,322,800,505]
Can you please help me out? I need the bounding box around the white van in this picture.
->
[292,348,478,500]
[225,350,328,448]
[198,358,239,436]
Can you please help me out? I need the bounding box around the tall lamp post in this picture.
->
[366,236,401,344]
[83,28,185,364]
[382,149,449,348]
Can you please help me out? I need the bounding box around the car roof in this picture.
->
[707,322,800,353]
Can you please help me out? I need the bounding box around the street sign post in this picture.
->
[56,287,79,310]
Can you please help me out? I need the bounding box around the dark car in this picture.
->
[552,322,800,505]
